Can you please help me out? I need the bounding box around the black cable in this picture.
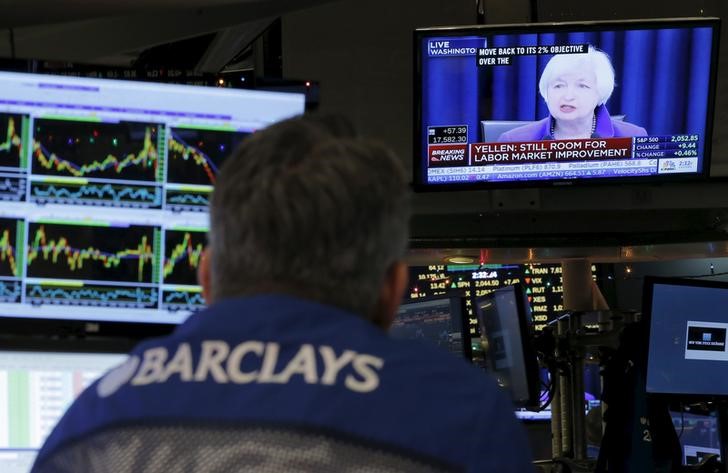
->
[537,370,556,411]
[538,385,554,411]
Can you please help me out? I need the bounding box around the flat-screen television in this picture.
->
[475,284,541,408]
[0,346,128,472]
[391,296,470,359]
[414,17,720,189]
[645,277,728,398]
[0,70,304,334]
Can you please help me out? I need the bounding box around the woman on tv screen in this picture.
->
[498,46,647,142]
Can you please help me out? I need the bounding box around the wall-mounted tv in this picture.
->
[414,17,719,189]
[0,70,304,334]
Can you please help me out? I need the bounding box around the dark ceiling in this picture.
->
[0,0,334,70]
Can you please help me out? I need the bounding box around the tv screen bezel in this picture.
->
[413,17,721,191]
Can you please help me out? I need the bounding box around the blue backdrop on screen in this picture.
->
[420,26,713,162]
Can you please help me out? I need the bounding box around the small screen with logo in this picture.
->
[645,277,728,396]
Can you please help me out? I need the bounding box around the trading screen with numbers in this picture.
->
[406,263,603,336]
[0,71,304,324]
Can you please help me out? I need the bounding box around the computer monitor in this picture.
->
[645,277,728,397]
[670,410,722,466]
[0,347,127,473]
[391,296,470,359]
[414,17,719,189]
[475,284,540,408]
[0,70,305,336]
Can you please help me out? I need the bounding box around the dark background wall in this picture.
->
[614,256,728,310]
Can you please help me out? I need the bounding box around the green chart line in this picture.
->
[15,220,24,277]
[20,116,30,169]
[152,228,162,284]
[156,126,167,184]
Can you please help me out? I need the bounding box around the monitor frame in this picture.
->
[0,316,174,346]
[475,283,541,409]
[413,17,721,191]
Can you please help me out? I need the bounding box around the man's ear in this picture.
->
[376,261,409,330]
[197,246,213,304]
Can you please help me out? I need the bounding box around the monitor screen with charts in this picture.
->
[0,71,304,328]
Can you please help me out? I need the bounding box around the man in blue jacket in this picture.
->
[33,114,534,472]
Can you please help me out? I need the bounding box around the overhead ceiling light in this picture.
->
[446,256,475,264]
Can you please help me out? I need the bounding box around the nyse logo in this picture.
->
[687,326,726,352]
